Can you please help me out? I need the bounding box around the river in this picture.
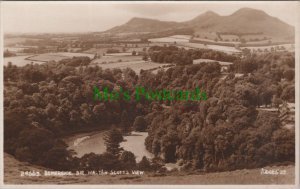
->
[65,131,153,162]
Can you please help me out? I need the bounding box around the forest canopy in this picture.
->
[4,51,295,172]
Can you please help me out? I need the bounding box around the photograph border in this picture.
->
[0,1,299,188]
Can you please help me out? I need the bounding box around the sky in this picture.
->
[1,1,298,34]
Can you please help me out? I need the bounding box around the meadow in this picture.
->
[91,55,143,64]
[27,52,95,62]
[193,58,233,66]
[149,35,191,43]
[3,52,95,66]
[3,55,43,66]
[92,60,170,74]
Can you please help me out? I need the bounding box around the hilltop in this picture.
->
[105,8,294,42]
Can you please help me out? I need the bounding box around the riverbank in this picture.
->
[63,128,105,145]
[4,153,295,185]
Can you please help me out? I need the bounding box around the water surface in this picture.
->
[65,131,153,162]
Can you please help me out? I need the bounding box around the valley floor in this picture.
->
[3,153,295,185]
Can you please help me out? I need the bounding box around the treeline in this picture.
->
[148,46,238,65]
[4,50,16,57]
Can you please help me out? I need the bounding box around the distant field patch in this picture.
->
[207,45,241,53]
[149,35,191,43]
[193,58,233,66]
[241,43,294,52]
[241,34,268,41]
[92,60,170,74]
[4,37,40,46]
[4,55,44,66]
[105,52,132,56]
[92,55,143,64]
[176,42,207,49]
[220,34,239,41]
[194,32,218,40]
[27,52,94,62]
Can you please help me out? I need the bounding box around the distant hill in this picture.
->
[107,17,182,33]
[105,8,294,42]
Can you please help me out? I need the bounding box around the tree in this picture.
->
[138,156,151,171]
[43,146,74,170]
[281,85,295,102]
[121,110,130,134]
[120,151,136,169]
[142,55,148,61]
[240,38,246,44]
[283,69,294,81]
[133,116,147,132]
[104,127,124,157]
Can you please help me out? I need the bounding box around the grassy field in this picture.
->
[220,34,239,41]
[149,35,191,43]
[3,55,44,66]
[91,55,143,64]
[92,60,170,74]
[4,37,39,46]
[4,153,295,185]
[193,58,233,66]
[4,52,95,67]
[194,32,218,40]
[241,44,295,52]
[177,42,208,49]
[27,52,95,62]
[207,45,241,53]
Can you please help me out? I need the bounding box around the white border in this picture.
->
[0,1,299,189]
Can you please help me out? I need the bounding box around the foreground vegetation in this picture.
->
[4,153,295,184]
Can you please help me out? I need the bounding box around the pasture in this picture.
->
[193,58,233,66]
[220,34,239,41]
[26,52,95,62]
[92,60,170,74]
[91,55,143,64]
[241,43,294,52]
[4,37,40,46]
[3,52,95,67]
[207,45,241,53]
[3,55,44,66]
[194,32,218,40]
[149,35,191,43]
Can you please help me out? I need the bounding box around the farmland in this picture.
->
[149,35,191,43]
[3,55,44,66]
[3,52,95,66]
[4,37,40,46]
[91,55,143,64]
[241,43,295,52]
[27,52,95,62]
[91,60,171,74]
[193,58,233,66]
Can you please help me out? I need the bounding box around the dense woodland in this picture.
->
[148,46,237,65]
[4,48,295,172]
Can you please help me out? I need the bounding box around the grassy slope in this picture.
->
[4,153,295,185]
